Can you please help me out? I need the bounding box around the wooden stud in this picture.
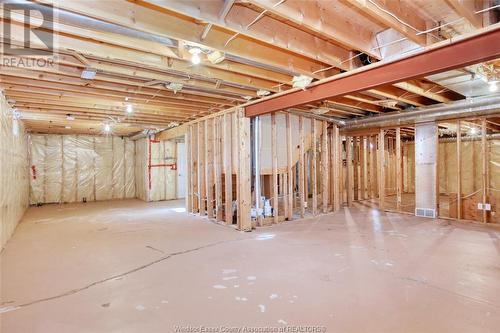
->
[272,113,279,223]
[254,117,263,226]
[370,135,377,199]
[283,172,289,219]
[456,120,462,219]
[215,116,223,221]
[353,136,359,201]
[435,124,440,217]
[378,129,385,210]
[223,113,233,224]
[366,136,370,200]
[396,128,402,211]
[359,136,365,200]
[206,119,214,218]
[299,115,305,218]
[237,108,251,231]
[346,136,353,206]
[333,125,341,211]
[286,113,293,220]
[340,137,345,205]
[233,112,241,224]
[304,151,309,207]
[187,125,194,213]
[312,119,318,215]
[198,122,206,215]
[321,121,329,213]
[387,136,392,195]
[192,125,199,213]
[185,130,190,211]
[329,128,334,211]
[481,117,488,223]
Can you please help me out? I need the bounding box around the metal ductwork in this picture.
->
[405,133,500,143]
[129,129,161,141]
[343,95,500,130]
[286,109,346,126]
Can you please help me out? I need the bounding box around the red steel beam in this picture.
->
[245,27,500,117]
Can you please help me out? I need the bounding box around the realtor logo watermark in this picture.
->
[1,2,58,69]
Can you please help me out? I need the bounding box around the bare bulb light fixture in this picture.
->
[126,104,133,114]
[104,123,111,133]
[189,47,202,65]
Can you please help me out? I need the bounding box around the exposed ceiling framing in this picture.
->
[0,0,498,135]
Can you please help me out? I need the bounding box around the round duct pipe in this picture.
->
[343,95,500,130]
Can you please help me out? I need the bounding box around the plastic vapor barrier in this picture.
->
[0,93,29,249]
[135,138,148,201]
[29,134,135,205]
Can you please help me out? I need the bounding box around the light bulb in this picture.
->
[104,123,111,133]
[489,81,498,92]
[191,53,201,65]
[469,127,478,136]
[126,104,133,114]
[189,47,202,65]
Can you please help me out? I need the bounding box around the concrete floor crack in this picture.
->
[0,236,248,314]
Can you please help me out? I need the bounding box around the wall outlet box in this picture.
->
[484,203,491,211]
[477,203,483,210]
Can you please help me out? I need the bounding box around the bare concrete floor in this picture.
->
[1,199,500,333]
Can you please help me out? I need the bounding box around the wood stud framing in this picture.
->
[333,125,341,211]
[272,113,279,224]
[224,113,233,225]
[396,128,402,211]
[346,136,353,206]
[312,119,318,215]
[237,108,252,231]
[185,108,251,230]
[321,121,329,213]
[286,113,294,220]
[481,117,488,223]
[4,0,498,236]
[299,116,305,218]
[59,100,499,230]
[206,119,214,219]
[378,129,385,210]
[456,120,462,219]
[0,0,492,136]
